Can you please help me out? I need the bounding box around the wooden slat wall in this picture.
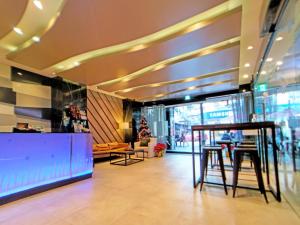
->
[87,89,124,144]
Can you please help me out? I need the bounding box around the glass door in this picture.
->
[171,103,201,152]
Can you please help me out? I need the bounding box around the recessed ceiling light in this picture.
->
[17,72,23,76]
[188,86,196,90]
[185,77,196,82]
[276,61,283,66]
[243,74,249,78]
[261,70,267,75]
[33,0,43,10]
[153,64,166,71]
[122,88,133,93]
[276,36,283,41]
[266,57,273,62]
[244,63,250,67]
[247,46,253,50]
[13,27,23,35]
[32,36,40,42]
[151,83,161,87]
[129,44,147,52]
[73,61,80,66]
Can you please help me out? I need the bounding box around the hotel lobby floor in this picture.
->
[0,154,300,225]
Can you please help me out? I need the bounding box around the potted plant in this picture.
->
[154,143,166,157]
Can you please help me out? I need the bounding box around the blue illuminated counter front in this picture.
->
[0,133,93,204]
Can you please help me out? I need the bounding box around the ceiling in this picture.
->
[0,0,269,102]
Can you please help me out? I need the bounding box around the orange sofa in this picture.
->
[93,142,130,159]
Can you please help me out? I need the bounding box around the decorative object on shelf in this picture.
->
[63,104,89,133]
[154,143,166,157]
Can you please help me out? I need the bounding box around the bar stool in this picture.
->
[200,146,227,195]
[216,140,233,166]
[232,147,268,203]
[237,144,257,168]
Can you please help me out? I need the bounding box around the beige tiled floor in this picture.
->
[0,154,299,225]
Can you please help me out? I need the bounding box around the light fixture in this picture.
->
[13,27,23,35]
[276,61,283,66]
[185,77,196,82]
[244,63,250,67]
[247,46,253,50]
[73,61,80,66]
[243,74,249,78]
[276,36,283,41]
[150,83,161,87]
[242,89,246,93]
[266,57,273,62]
[153,64,166,71]
[17,72,23,76]
[33,0,43,10]
[129,44,147,52]
[122,78,130,82]
[32,36,40,42]
[188,86,196,90]
[120,122,130,130]
[261,70,266,75]
[122,88,133,93]
[184,95,191,101]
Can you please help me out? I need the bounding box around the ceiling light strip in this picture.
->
[139,79,235,101]
[3,0,66,55]
[114,67,239,94]
[97,36,240,87]
[49,0,242,73]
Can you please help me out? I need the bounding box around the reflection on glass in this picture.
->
[254,0,300,214]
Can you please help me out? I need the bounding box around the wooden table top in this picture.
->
[192,121,277,131]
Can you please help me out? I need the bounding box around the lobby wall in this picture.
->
[87,89,124,143]
[0,64,52,132]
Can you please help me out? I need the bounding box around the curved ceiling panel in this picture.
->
[9,0,237,69]
[120,71,238,100]
[114,67,239,94]
[95,36,240,87]
[0,0,28,39]
[0,0,65,54]
[59,11,241,86]
[140,79,235,101]
[100,45,240,92]
[157,82,237,101]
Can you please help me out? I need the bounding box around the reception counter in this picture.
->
[0,133,93,204]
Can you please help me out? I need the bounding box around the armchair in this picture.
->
[134,138,157,158]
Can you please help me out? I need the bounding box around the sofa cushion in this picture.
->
[96,143,109,148]
[108,142,119,149]
[118,143,129,148]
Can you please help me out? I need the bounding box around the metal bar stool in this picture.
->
[232,147,268,203]
[200,146,228,195]
[216,140,233,166]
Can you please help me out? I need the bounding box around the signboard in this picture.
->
[257,83,268,92]
[205,110,232,119]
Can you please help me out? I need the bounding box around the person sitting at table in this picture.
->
[221,130,231,141]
